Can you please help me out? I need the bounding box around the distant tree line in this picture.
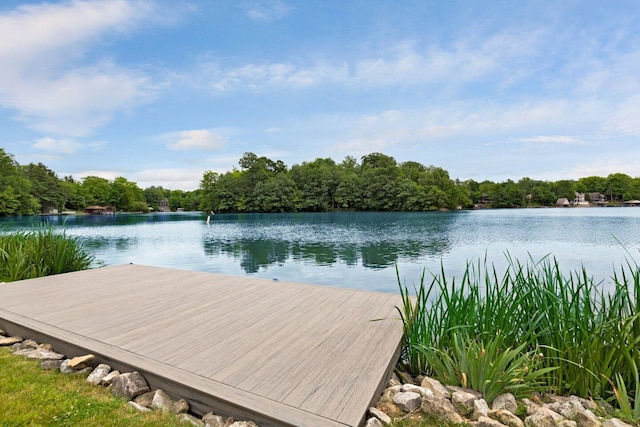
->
[2,148,640,216]
[0,149,200,215]
[199,152,640,213]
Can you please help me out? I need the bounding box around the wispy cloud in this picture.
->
[166,129,228,151]
[241,0,292,24]
[512,136,586,145]
[563,158,640,180]
[0,0,161,137]
[132,168,204,190]
[185,29,544,93]
[33,137,83,154]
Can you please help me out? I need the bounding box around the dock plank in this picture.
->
[0,264,404,427]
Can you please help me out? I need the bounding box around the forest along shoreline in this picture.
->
[2,148,638,216]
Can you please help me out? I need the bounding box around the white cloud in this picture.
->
[132,168,204,190]
[72,170,122,182]
[190,29,543,93]
[241,0,292,23]
[196,61,348,92]
[601,95,640,137]
[562,158,640,180]
[512,136,585,145]
[0,0,159,136]
[63,168,203,190]
[167,130,227,151]
[33,137,82,154]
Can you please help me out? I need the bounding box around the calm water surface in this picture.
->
[2,209,640,293]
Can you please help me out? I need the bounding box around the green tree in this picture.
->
[253,174,296,212]
[60,176,86,211]
[0,186,21,215]
[0,149,37,215]
[109,177,146,212]
[530,184,556,206]
[550,180,576,201]
[290,158,341,211]
[606,173,632,202]
[359,153,401,210]
[82,176,111,206]
[493,180,525,208]
[22,163,63,213]
[576,176,608,195]
[169,190,185,211]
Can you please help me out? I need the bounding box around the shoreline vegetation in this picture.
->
[2,148,640,216]
[0,226,93,282]
[1,229,640,423]
[397,255,640,424]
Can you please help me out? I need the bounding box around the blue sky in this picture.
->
[2,0,640,190]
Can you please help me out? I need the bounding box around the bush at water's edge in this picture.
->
[0,226,94,282]
[397,256,640,422]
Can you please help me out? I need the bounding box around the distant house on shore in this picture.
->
[555,198,571,207]
[84,205,109,215]
[589,192,608,206]
[573,192,590,206]
[624,200,640,207]
[158,198,170,212]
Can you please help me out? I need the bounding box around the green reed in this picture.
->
[0,226,94,282]
[397,255,640,418]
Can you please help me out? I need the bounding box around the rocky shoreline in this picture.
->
[1,330,638,427]
[365,371,636,427]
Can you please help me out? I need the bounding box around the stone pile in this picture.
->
[365,373,637,427]
[0,330,258,427]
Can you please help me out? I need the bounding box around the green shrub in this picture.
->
[397,255,640,413]
[0,226,94,282]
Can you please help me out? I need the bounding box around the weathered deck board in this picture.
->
[0,264,404,427]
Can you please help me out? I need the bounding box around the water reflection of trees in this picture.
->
[202,235,453,274]
[82,237,138,252]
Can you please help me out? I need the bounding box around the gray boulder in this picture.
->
[202,412,227,427]
[603,419,635,427]
[452,390,477,416]
[100,370,120,386]
[369,406,392,425]
[574,411,603,427]
[110,371,150,400]
[421,394,465,424]
[150,389,189,414]
[490,409,525,427]
[472,398,490,420]
[26,349,65,361]
[393,391,422,412]
[475,416,509,427]
[86,364,112,385]
[421,376,451,399]
[493,393,518,414]
[0,336,23,346]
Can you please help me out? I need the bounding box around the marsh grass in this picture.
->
[0,347,185,426]
[0,226,93,282]
[397,255,640,420]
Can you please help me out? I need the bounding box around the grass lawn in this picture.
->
[0,347,186,426]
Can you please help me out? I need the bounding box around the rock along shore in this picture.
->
[1,329,638,427]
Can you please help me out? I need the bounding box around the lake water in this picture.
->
[2,209,640,293]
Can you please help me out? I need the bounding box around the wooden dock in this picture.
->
[0,264,404,427]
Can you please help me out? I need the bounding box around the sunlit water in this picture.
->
[2,209,640,293]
